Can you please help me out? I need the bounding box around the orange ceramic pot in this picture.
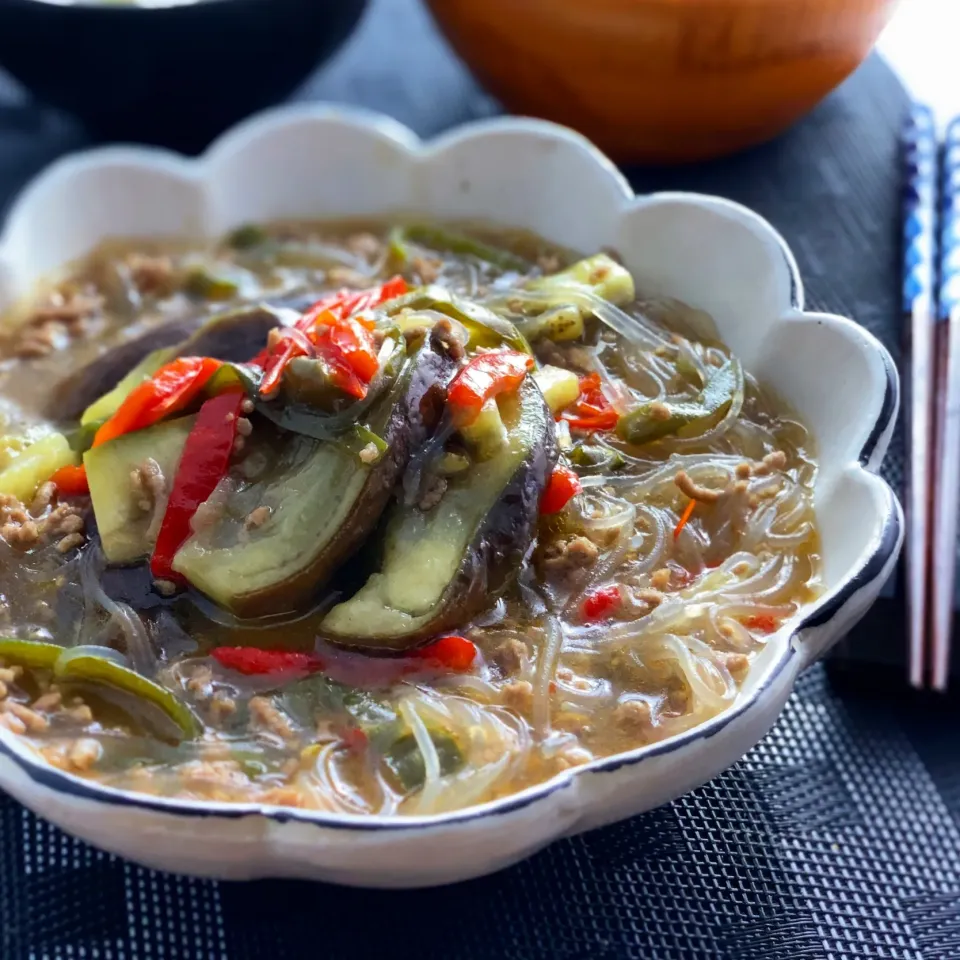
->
[425,0,900,163]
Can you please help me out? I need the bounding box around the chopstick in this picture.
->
[902,104,938,689]
[931,119,960,690]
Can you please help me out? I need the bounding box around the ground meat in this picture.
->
[153,579,178,597]
[345,232,383,260]
[428,317,466,361]
[191,498,225,534]
[209,691,237,723]
[721,652,751,683]
[5,701,48,732]
[29,482,56,516]
[650,568,671,590]
[0,493,85,552]
[492,638,528,676]
[754,450,787,476]
[259,786,305,808]
[0,666,22,686]
[555,746,593,770]
[248,696,297,741]
[325,266,369,288]
[649,401,673,422]
[32,688,61,712]
[67,738,102,771]
[633,587,664,609]
[537,253,561,274]
[244,506,271,530]
[401,324,431,345]
[11,289,102,357]
[131,458,165,512]
[186,665,213,697]
[501,680,534,713]
[357,443,380,465]
[614,698,652,733]
[411,255,443,284]
[126,254,174,296]
[674,469,722,504]
[542,535,599,577]
[418,475,448,511]
[0,712,26,735]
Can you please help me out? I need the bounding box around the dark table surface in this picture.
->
[1,1,958,958]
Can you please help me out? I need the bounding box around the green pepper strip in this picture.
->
[616,358,743,446]
[54,652,202,741]
[381,286,531,354]
[0,638,62,669]
[392,225,531,273]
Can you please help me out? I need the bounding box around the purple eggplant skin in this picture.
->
[172,334,460,619]
[321,378,559,651]
[48,316,201,421]
[48,304,293,422]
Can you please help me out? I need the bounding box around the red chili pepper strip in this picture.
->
[150,391,245,581]
[447,351,534,426]
[210,646,324,676]
[311,331,369,400]
[94,356,222,448]
[673,499,696,539]
[540,465,582,514]
[582,585,621,621]
[327,316,380,382]
[258,327,315,397]
[50,463,89,496]
[413,635,477,672]
[296,276,408,333]
[742,615,779,633]
[562,372,619,432]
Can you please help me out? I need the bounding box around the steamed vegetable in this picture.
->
[0,432,78,502]
[616,357,742,445]
[533,365,580,415]
[527,253,634,306]
[172,339,458,617]
[321,379,558,650]
[85,417,194,563]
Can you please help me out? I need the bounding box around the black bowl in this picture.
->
[0,0,369,152]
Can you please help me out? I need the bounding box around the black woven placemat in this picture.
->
[2,1,955,957]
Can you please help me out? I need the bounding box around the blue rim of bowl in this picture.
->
[0,215,904,834]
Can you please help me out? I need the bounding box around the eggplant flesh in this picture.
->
[321,379,558,651]
[171,340,457,618]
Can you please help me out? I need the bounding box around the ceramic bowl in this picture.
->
[0,0,368,152]
[424,0,901,163]
[0,105,902,887]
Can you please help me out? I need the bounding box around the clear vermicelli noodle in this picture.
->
[0,220,821,814]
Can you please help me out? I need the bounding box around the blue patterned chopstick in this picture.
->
[902,103,938,689]
[931,118,960,690]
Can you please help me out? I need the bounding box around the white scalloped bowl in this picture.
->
[0,106,902,887]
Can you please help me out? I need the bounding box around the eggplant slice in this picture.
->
[49,304,295,422]
[171,338,458,618]
[321,378,558,651]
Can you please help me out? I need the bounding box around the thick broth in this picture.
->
[0,221,820,815]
